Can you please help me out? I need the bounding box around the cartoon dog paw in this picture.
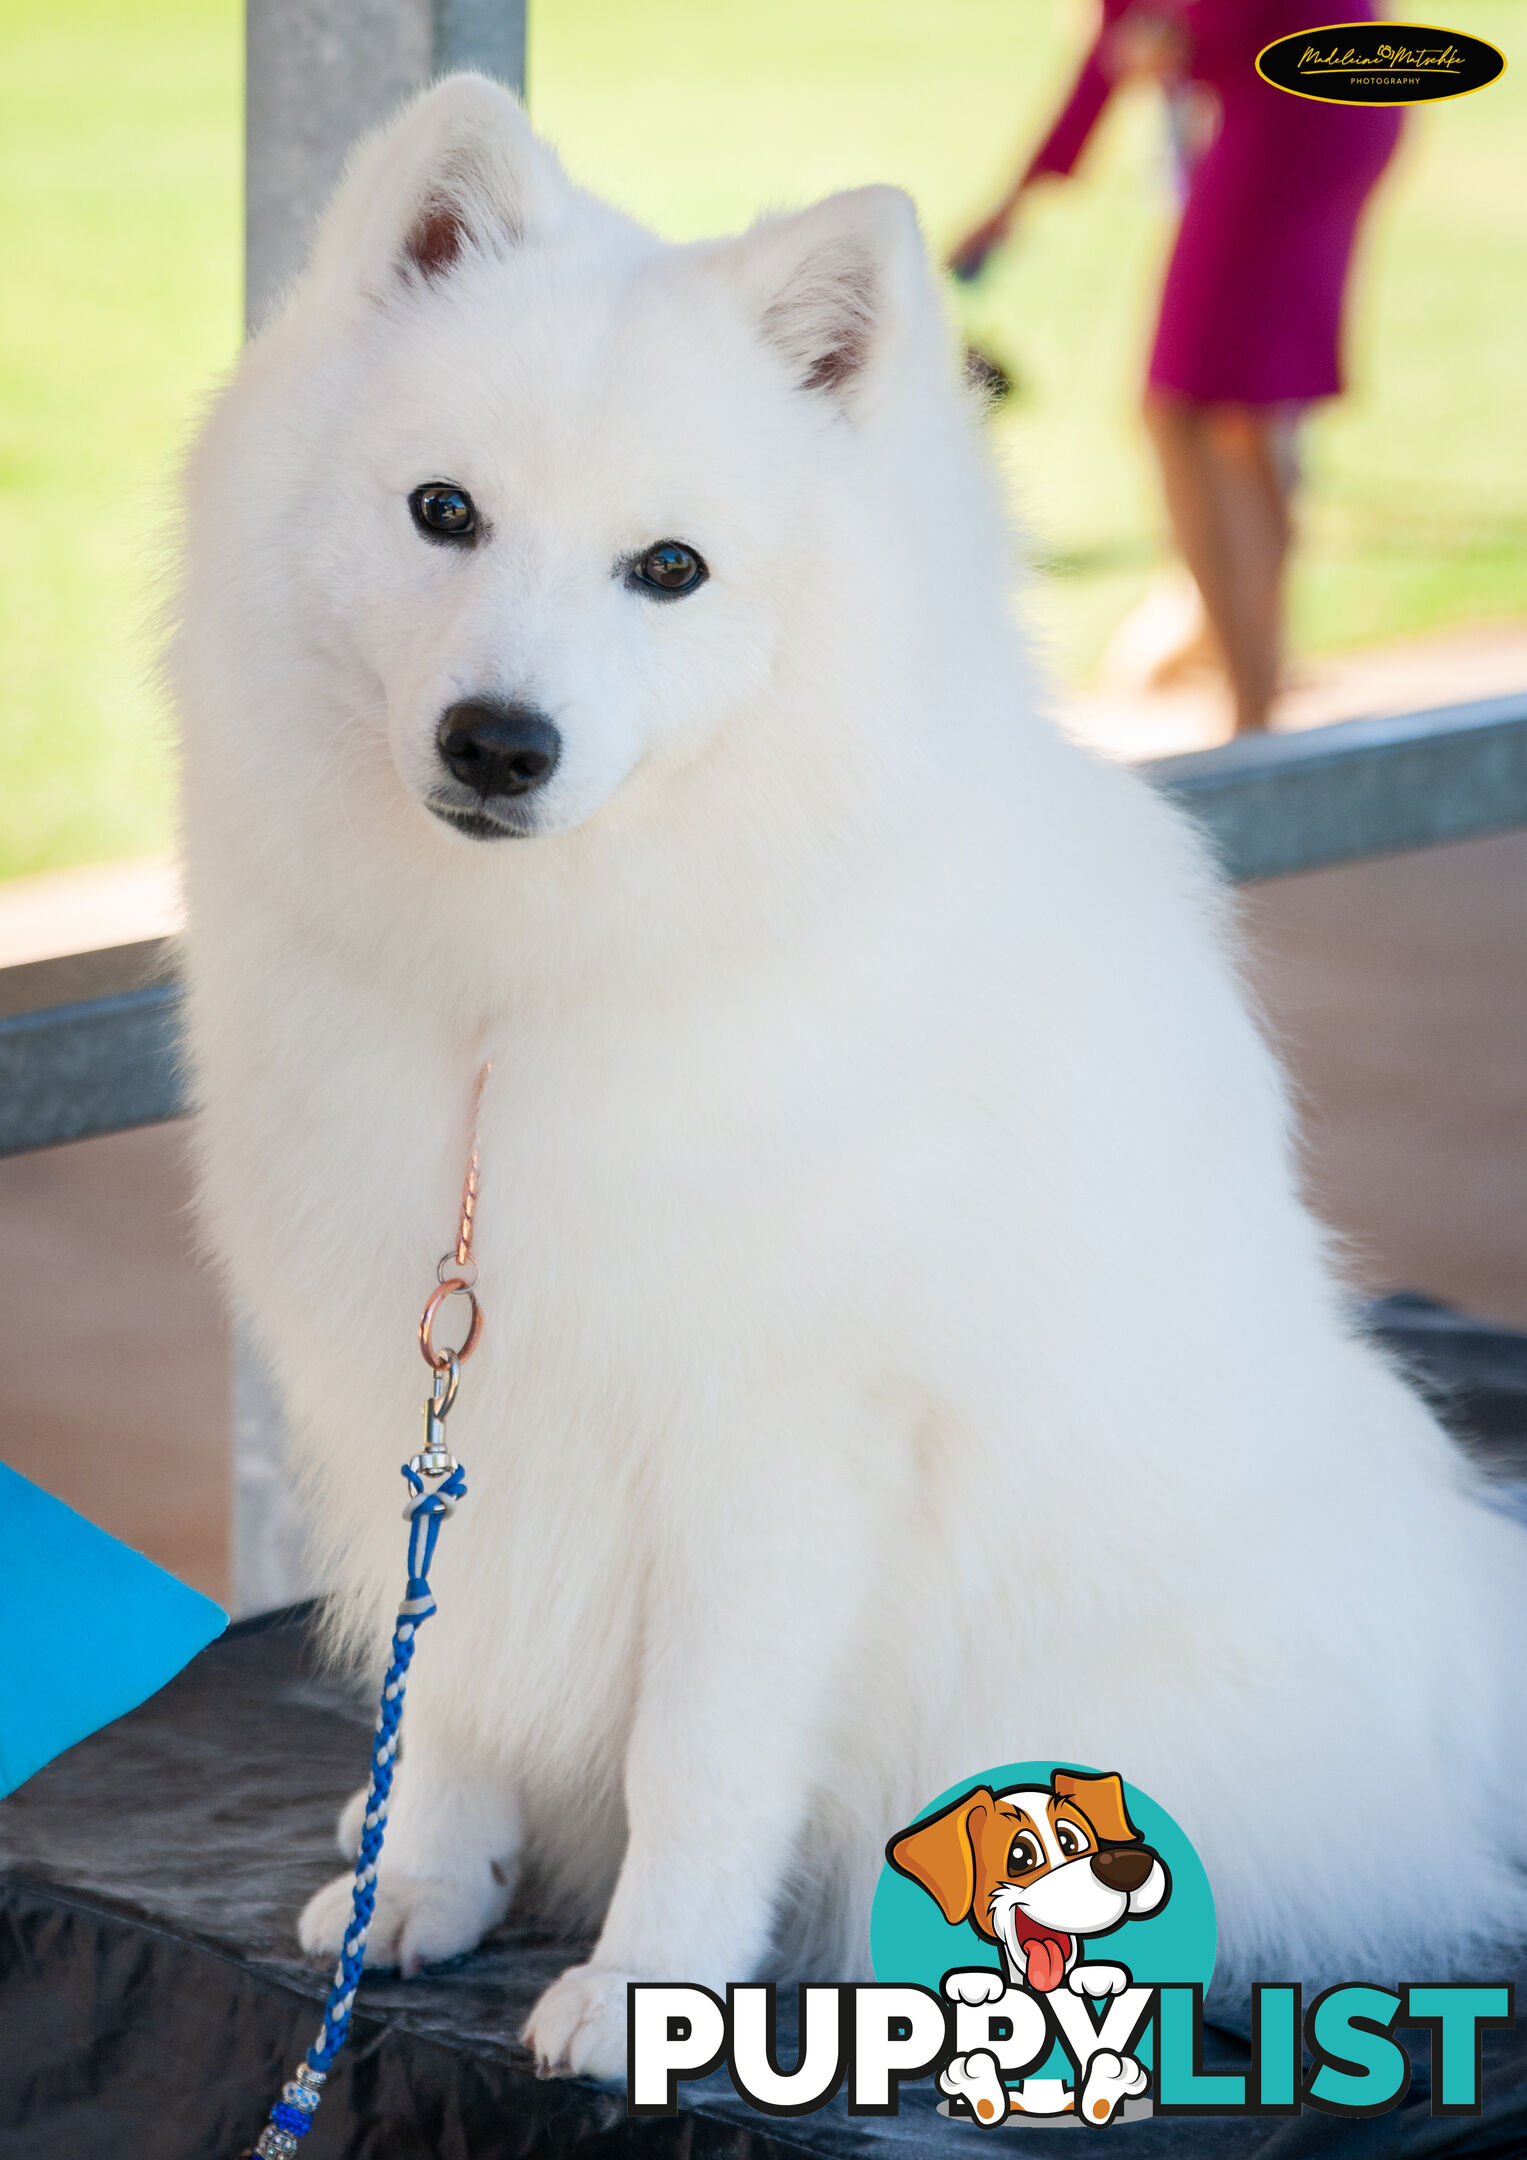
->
[940,2048,1011,2124]
[1078,2049,1148,2124]
[944,1967,1009,2007]
[1069,1962,1131,1998]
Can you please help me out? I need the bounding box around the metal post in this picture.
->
[435,0,527,84]
[234,0,527,1611]
[245,0,527,333]
[232,1325,316,1616]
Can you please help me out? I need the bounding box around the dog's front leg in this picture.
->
[298,1703,521,1977]
[524,1497,860,2081]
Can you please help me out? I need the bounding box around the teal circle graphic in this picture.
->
[871,1762,1217,2089]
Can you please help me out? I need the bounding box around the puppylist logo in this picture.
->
[628,1762,1514,2127]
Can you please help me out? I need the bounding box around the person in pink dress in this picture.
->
[950,2,1403,734]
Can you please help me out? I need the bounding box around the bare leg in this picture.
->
[1143,390,1298,735]
[1203,403,1296,733]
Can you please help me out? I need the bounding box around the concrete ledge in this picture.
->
[0,941,180,1156]
[1145,691,1527,882]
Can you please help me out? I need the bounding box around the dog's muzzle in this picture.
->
[1089,1844,1156,1893]
[430,698,561,839]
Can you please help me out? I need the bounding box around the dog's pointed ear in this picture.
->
[701,186,927,411]
[1052,1771,1142,1846]
[887,1786,994,1924]
[305,73,574,307]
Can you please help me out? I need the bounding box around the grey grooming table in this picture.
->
[3,1296,1526,2158]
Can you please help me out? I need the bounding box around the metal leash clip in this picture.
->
[410,1352,461,1488]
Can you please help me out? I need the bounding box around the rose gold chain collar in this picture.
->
[418,1060,491,1371]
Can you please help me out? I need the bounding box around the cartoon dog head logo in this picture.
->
[887,1769,1170,1994]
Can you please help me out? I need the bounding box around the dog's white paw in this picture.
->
[944,1967,1009,2007]
[1078,2048,1148,2124]
[939,2048,1010,2124]
[1069,1962,1130,1998]
[335,1785,369,1858]
[297,1867,504,1977]
[524,1963,634,2081]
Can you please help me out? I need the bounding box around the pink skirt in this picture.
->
[1147,5,1403,406]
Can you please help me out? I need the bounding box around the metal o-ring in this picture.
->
[419,1278,482,1369]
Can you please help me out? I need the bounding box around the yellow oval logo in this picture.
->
[1256,20,1506,102]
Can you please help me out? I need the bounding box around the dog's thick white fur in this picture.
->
[175,76,1527,2079]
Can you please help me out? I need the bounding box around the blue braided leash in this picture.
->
[242,1442,469,2156]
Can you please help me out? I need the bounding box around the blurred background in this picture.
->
[1,0,1524,1603]
[1,0,1523,894]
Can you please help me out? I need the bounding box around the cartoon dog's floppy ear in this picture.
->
[887,1787,995,1924]
[1052,1770,1142,1846]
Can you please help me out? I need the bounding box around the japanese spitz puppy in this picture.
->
[176,75,1527,2078]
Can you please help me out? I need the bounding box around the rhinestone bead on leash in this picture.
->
[239,1067,489,2158]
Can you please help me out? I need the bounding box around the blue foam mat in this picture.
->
[0,1460,227,1797]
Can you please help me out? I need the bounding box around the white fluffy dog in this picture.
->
[175,76,1527,2080]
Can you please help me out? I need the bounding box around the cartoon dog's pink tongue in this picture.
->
[1012,1911,1073,1993]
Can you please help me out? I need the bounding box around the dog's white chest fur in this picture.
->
[176,74,1527,2081]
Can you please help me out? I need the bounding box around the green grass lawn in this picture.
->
[0,0,1522,881]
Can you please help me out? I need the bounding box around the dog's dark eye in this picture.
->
[1008,1833,1043,1874]
[1056,1823,1084,1857]
[410,483,477,543]
[628,540,708,599]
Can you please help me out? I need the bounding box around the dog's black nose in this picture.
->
[437,700,560,799]
[1090,1845,1156,1893]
